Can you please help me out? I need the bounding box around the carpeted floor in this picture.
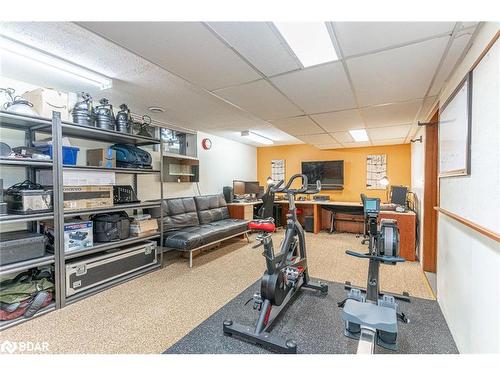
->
[0,232,435,354]
[165,280,457,354]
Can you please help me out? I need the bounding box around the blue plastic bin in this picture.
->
[36,145,80,165]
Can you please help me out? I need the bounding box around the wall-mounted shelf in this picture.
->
[162,155,199,183]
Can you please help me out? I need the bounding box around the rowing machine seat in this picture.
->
[249,220,276,232]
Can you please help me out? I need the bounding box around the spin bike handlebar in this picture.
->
[345,250,405,263]
[270,174,321,195]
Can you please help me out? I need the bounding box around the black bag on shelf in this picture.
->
[92,211,131,242]
[110,144,152,169]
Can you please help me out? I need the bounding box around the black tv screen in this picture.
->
[301,160,344,190]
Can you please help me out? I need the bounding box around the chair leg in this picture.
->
[189,251,193,268]
[244,232,250,243]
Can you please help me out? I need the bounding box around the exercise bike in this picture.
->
[339,197,409,353]
[223,174,328,354]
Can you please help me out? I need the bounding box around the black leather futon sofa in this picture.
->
[145,194,250,267]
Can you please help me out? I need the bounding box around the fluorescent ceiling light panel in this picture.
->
[0,36,112,90]
[349,129,369,142]
[274,22,338,67]
[241,130,274,145]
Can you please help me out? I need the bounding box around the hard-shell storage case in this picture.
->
[0,231,46,265]
[65,241,157,297]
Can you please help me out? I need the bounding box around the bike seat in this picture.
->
[248,220,276,232]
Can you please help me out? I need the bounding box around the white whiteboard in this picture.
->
[439,74,472,177]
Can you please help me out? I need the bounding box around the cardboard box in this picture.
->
[37,170,116,186]
[130,219,158,237]
[23,88,70,121]
[63,185,113,211]
[41,220,93,253]
[87,148,116,168]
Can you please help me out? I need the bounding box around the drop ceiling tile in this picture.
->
[79,22,261,91]
[334,22,455,57]
[429,31,473,96]
[361,100,422,128]
[296,133,336,144]
[367,125,412,140]
[342,141,371,148]
[310,109,364,132]
[330,131,354,143]
[213,79,303,120]
[270,62,357,113]
[270,116,324,136]
[207,22,300,76]
[315,143,343,150]
[347,37,449,106]
[371,138,407,146]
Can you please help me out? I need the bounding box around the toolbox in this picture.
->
[63,185,113,211]
[0,231,47,266]
[65,241,158,297]
[4,181,53,214]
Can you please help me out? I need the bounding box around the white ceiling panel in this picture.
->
[367,125,412,140]
[330,131,354,143]
[315,143,343,150]
[371,138,407,146]
[213,79,302,120]
[334,22,455,57]
[79,22,261,91]
[361,100,423,128]
[208,125,302,146]
[270,62,357,114]
[347,37,449,106]
[429,29,474,96]
[270,116,325,136]
[207,22,300,76]
[342,141,371,148]
[296,133,336,144]
[310,109,364,132]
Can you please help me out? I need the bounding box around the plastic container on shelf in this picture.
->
[35,145,80,166]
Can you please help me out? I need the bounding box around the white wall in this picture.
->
[435,23,500,353]
[410,127,426,261]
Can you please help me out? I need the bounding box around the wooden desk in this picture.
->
[227,201,262,221]
[274,200,417,261]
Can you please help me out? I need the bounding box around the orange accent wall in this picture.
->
[257,144,411,202]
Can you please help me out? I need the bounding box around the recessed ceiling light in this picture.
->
[0,35,112,90]
[349,129,369,142]
[274,22,338,67]
[148,106,165,113]
[241,130,274,145]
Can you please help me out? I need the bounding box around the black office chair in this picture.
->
[256,185,275,220]
[356,193,369,245]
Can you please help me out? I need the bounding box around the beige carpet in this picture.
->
[0,232,433,354]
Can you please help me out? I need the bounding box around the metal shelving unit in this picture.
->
[0,111,165,330]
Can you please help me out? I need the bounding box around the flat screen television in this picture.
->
[301,160,344,190]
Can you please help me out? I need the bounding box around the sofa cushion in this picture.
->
[145,197,200,231]
[163,218,248,250]
[194,195,230,224]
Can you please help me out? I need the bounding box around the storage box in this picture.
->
[130,219,158,237]
[37,170,116,186]
[87,148,116,168]
[35,145,79,165]
[41,220,93,253]
[0,231,46,266]
[65,241,158,297]
[4,189,53,214]
[22,88,70,121]
[63,185,113,211]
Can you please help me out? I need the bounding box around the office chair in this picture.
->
[256,185,275,220]
[356,193,369,245]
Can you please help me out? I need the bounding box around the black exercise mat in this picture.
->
[165,280,458,354]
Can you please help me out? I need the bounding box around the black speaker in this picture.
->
[223,186,233,203]
[304,216,314,233]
